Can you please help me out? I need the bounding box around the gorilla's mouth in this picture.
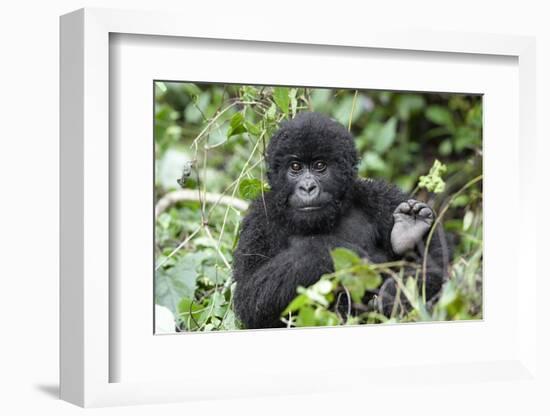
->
[297,206,322,212]
[288,191,332,213]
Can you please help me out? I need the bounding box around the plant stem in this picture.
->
[155,227,201,270]
[348,90,358,131]
[421,174,483,301]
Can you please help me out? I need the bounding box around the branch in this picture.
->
[155,189,249,218]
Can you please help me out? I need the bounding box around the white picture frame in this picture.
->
[60,7,538,408]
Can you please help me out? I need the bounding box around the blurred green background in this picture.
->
[154,83,482,331]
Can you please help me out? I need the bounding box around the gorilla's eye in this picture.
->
[290,162,302,172]
[313,161,327,172]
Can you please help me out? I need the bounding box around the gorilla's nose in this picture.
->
[299,180,319,197]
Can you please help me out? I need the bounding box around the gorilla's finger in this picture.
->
[395,202,412,214]
[412,202,428,214]
[418,207,433,218]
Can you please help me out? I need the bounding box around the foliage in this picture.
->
[417,159,447,194]
[154,82,483,331]
[281,248,383,327]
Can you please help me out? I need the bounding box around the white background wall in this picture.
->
[0,1,548,414]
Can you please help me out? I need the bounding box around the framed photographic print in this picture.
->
[152,81,483,332]
[60,7,538,408]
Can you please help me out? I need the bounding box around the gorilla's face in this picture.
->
[266,112,358,233]
[283,155,345,232]
[286,158,336,211]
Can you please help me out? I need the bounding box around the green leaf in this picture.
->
[340,275,363,303]
[240,85,259,101]
[451,194,469,207]
[333,94,364,127]
[155,81,167,93]
[358,152,387,174]
[209,291,228,317]
[244,120,261,136]
[297,286,330,307]
[426,105,454,130]
[316,279,333,295]
[310,88,331,112]
[436,281,466,318]
[282,293,310,315]
[155,268,196,315]
[373,117,397,153]
[464,247,482,291]
[266,103,277,120]
[395,94,425,120]
[330,247,361,271]
[207,123,229,148]
[178,298,206,330]
[341,265,381,303]
[192,237,218,249]
[453,126,478,151]
[296,305,316,327]
[313,308,340,326]
[155,251,209,314]
[404,276,419,302]
[273,87,290,115]
[201,264,229,285]
[466,103,482,128]
[227,112,247,137]
[463,210,474,231]
[238,178,267,200]
[229,112,243,129]
[438,139,453,156]
[220,309,238,330]
[355,265,382,290]
[395,175,415,192]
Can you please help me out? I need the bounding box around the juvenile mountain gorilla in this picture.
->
[233,112,448,329]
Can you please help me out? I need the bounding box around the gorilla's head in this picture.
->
[266,112,358,233]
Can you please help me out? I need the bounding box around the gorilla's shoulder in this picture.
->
[352,177,403,195]
[240,193,275,228]
[351,178,407,207]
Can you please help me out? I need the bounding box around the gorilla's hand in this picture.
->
[391,199,434,255]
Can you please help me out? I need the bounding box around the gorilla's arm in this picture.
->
[233,235,332,329]
[232,203,362,329]
[353,180,449,313]
[378,222,448,315]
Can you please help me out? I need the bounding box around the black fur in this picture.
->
[232,112,447,329]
